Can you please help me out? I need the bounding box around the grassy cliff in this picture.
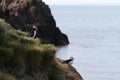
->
[0,19,56,80]
[0,19,83,80]
[0,0,69,46]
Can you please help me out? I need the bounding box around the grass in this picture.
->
[0,19,57,79]
[55,58,83,80]
[0,18,82,80]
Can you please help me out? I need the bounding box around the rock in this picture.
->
[55,58,83,80]
[55,27,69,45]
[0,0,69,46]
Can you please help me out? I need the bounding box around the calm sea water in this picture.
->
[50,6,120,80]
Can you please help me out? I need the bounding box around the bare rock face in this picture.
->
[0,0,69,46]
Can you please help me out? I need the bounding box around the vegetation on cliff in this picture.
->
[0,19,56,80]
[0,19,83,80]
[0,0,83,80]
[55,59,83,80]
[0,0,69,46]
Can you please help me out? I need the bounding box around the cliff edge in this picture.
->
[0,19,83,80]
[55,58,83,80]
[0,0,83,80]
[0,0,69,46]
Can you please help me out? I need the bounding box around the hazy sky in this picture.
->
[43,0,120,5]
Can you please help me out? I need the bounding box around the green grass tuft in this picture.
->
[0,18,57,79]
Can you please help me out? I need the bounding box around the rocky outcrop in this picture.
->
[0,0,69,46]
[55,58,83,80]
[0,17,83,80]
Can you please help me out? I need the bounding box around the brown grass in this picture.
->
[55,58,83,80]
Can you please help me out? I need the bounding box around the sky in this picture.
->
[43,0,120,5]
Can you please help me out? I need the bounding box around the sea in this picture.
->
[50,5,120,80]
